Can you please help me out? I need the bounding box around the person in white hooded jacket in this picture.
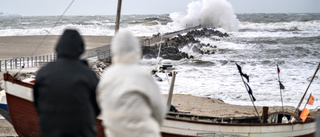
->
[97,29,166,137]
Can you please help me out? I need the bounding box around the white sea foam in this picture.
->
[0,25,114,36]
[141,44,320,110]
[140,25,320,109]
[123,23,178,37]
[240,20,320,32]
[237,20,320,38]
[169,0,240,32]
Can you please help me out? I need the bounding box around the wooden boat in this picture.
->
[2,72,316,137]
[2,73,105,137]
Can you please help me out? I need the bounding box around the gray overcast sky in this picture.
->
[1,0,319,16]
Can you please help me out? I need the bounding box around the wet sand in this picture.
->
[164,94,296,117]
[0,119,17,136]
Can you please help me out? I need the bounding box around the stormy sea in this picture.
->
[1,3,319,109]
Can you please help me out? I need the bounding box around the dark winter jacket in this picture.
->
[33,29,100,137]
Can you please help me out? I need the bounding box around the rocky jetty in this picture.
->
[142,28,229,60]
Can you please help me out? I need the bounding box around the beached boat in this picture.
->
[2,72,316,137]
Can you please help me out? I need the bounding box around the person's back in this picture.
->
[97,29,166,137]
[33,29,100,137]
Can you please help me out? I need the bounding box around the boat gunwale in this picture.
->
[3,72,33,88]
[165,116,315,126]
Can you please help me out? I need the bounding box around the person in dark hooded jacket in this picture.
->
[33,29,100,137]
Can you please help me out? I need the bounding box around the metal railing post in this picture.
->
[15,58,17,69]
[19,58,22,68]
[10,59,12,70]
[22,57,25,68]
[35,56,37,66]
[31,57,33,67]
[27,57,29,67]
[5,60,7,71]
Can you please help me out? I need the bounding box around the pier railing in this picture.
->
[0,54,57,72]
[0,45,111,72]
[139,25,202,46]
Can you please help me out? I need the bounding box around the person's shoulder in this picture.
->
[37,62,55,72]
[77,61,98,77]
[80,60,89,66]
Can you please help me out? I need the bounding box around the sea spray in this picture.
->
[169,0,240,32]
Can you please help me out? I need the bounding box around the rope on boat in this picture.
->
[293,63,320,119]
[30,0,75,57]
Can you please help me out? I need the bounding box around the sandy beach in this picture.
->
[0,119,17,136]
[164,94,296,117]
[0,35,113,60]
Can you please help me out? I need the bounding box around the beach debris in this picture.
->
[13,72,36,81]
[89,60,111,78]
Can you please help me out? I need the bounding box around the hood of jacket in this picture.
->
[111,29,141,64]
[55,29,84,59]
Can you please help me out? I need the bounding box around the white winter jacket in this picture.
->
[97,29,166,137]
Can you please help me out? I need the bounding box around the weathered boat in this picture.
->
[2,73,316,137]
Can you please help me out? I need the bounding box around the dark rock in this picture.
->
[142,28,229,60]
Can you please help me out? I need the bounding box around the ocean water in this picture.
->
[1,12,319,110]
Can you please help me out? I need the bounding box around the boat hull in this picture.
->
[3,73,316,137]
[162,117,315,137]
[6,92,40,137]
[6,92,106,137]
[0,104,7,111]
